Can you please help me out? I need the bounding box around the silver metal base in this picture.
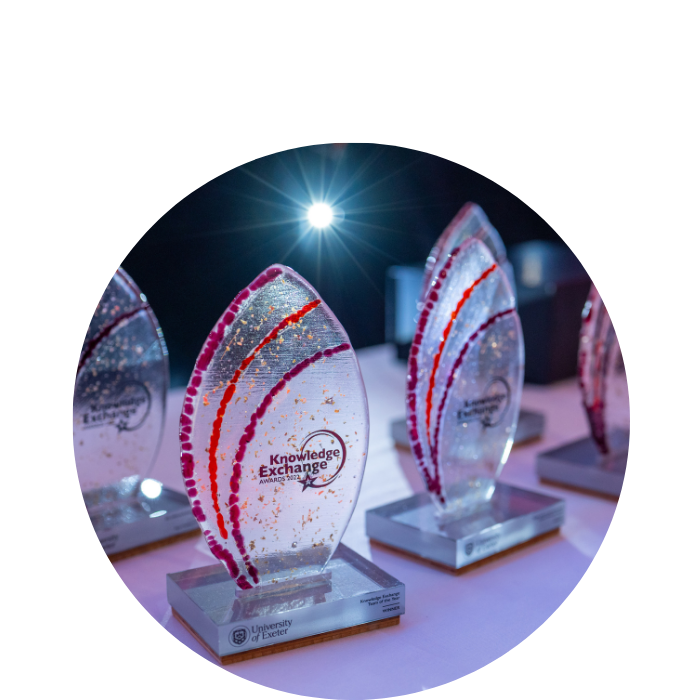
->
[390,408,545,450]
[366,483,565,570]
[84,475,199,556]
[167,543,405,659]
[535,433,628,497]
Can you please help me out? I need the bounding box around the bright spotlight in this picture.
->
[308,203,334,229]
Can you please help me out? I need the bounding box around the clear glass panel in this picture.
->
[407,238,524,517]
[421,202,515,304]
[578,284,629,454]
[180,265,370,591]
[73,268,169,493]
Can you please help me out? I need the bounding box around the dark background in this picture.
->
[122,143,585,386]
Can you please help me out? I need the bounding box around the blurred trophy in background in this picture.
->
[536,284,629,497]
[74,268,197,558]
[368,238,564,570]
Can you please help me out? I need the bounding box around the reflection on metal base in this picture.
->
[85,475,199,557]
[390,409,545,450]
[365,483,565,571]
[167,543,405,662]
[535,433,628,498]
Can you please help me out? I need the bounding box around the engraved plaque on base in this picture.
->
[169,265,404,659]
[167,543,404,663]
[366,483,564,570]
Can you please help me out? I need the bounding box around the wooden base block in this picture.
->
[108,528,200,563]
[539,478,619,502]
[510,433,544,448]
[172,608,400,664]
[370,527,561,575]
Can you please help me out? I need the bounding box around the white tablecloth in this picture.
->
[114,344,616,698]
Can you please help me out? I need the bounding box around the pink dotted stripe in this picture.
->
[420,203,476,300]
[406,238,483,500]
[424,263,497,441]
[205,299,322,540]
[77,304,149,375]
[430,308,516,495]
[179,266,283,578]
[577,288,612,454]
[196,266,282,374]
[227,341,351,589]
[203,529,242,581]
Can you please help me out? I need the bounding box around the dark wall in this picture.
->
[122,143,566,386]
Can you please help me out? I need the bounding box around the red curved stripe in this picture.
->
[406,242,466,501]
[425,263,497,441]
[420,204,477,301]
[228,341,351,588]
[430,308,516,495]
[207,299,322,539]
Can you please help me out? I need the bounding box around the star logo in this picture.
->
[116,419,129,432]
[300,473,317,491]
[293,429,347,492]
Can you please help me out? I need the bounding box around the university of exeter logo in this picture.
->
[230,626,249,646]
[258,429,347,491]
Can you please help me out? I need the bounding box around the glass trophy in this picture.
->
[536,284,629,497]
[166,265,405,663]
[74,268,198,558]
[420,201,516,304]
[390,202,545,452]
[367,239,564,570]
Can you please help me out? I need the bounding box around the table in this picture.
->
[114,344,617,699]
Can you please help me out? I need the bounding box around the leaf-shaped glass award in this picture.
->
[388,203,544,452]
[180,265,370,590]
[367,239,564,570]
[74,268,168,492]
[536,283,629,497]
[578,284,629,455]
[408,238,523,516]
[168,265,404,661]
[74,269,198,557]
[420,202,516,305]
